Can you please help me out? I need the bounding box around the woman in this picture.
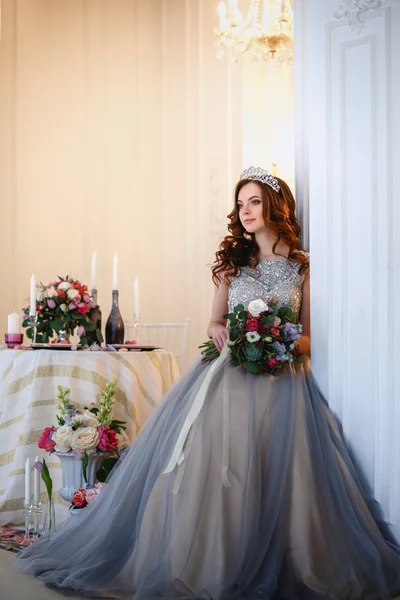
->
[16,167,400,599]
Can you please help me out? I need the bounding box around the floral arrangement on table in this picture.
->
[22,275,103,345]
[37,381,128,481]
[200,299,302,375]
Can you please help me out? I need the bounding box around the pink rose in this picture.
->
[89,301,97,309]
[47,299,56,309]
[97,427,119,452]
[73,294,81,304]
[83,294,90,303]
[85,488,99,504]
[68,303,76,311]
[90,315,98,323]
[267,357,278,368]
[77,326,86,337]
[246,318,260,332]
[37,427,56,452]
[72,489,87,508]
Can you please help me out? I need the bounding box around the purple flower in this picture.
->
[33,460,42,473]
[72,449,83,458]
[77,326,86,337]
[47,299,56,309]
[281,323,300,342]
[90,343,100,351]
[272,341,286,354]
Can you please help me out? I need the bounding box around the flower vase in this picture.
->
[54,451,112,502]
[41,496,55,540]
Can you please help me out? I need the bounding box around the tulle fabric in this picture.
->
[15,357,400,599]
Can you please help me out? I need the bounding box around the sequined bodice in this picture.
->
[228,256,308,323]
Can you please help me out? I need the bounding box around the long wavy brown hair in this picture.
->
[211,176,309,285]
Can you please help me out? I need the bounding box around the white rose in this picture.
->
[71,414,84,428]
[59,303,68,313]
[44,287,58,298]
[81,409,99,428]
[273,317,281,327]
[70,427,99,454]
[67,288,79,301]
[246,331,261,343]
[247,299,268,317]
[58,281,71,290]
[53,425,73,453]
[36,290,45,302]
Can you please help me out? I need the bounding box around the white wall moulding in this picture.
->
[334,0,383,34]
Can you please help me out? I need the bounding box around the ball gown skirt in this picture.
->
[15,356,400,600]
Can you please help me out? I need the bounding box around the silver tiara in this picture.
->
[239,166,280,194]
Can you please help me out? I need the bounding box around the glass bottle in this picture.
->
[105,290,125,345]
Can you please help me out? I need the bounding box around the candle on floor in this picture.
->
[33,455,40,504]
[7,311,21,334]
[112,253,118,291]
[134,277,140,318]
[29,274,36,316]
[25,458,31,506]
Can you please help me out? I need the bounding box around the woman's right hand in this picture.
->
[209,324,229,353]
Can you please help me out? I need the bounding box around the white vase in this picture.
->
[53,451,111,502]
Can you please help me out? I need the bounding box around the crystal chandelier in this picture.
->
[214,0,293,63]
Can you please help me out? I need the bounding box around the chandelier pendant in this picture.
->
[214,0,293,64]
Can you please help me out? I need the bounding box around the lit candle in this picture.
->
[112,253,118,291]
[29,274,36,316]
[33,455,40,504]
[91,251,97,290]
[25,457,31,506]
[7,311,21,334]
[134,277,140,318]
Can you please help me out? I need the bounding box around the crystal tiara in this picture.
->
[239,166,280,194]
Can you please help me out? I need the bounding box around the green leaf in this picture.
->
[277,306,294,323]
[96,457,118,483]
[243,361,260,374]
[96,329,104,344]
[238,311,247,320]
[80,336,88,346]
[229,328,240,342]
[82,451,89,484]
[41,459,53,499]
[235,304,244,312]
[42,332,49,343]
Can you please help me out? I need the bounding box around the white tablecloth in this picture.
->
[0,347,180,526]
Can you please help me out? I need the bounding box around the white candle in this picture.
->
[134,277,140,318]
[112,253,118,291]
[33,455,40,504]
[218,1,227,28]
[29,274,36,316]
[91,251,97,290]
[25,458,31,506]
[7,311,21,334]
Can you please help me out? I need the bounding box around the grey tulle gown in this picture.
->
[16,258,400,599]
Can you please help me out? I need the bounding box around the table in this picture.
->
[0,347,181,526]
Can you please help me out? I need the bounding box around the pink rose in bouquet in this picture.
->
[246,317,260,332]
[97,427,119,452]
[38,427,56,452]
[86,487,100,504]
[72,489,87,508]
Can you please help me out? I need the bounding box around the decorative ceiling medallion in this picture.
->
[334,0,382,34]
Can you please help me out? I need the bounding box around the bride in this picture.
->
[16,167,400,599]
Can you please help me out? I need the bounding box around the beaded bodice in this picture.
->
[228,255,309,323]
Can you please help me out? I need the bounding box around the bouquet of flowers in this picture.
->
[37,382,128,480]
[200,299,302,375]
[71,482,105,510]
[22,275,103,345]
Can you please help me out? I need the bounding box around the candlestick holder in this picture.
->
[29,315,38,344]
[4,333,23,348]
[22,500,33,544]
[125,314,141,343]
[31,501,43,541]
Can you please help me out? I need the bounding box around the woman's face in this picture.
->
[237,182,266,234]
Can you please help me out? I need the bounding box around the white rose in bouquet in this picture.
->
[36,290,45,302]
[81,409,99,428]
[53,424,73,453]
[59,303,68,313]
[67,288,80,301]
[58,281,71,291]
[247,299,268,317]
[70,427,99,454]
[44,287,58,298]
[71,414,85,428]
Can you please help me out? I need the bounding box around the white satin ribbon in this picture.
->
[163,344,230,478]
